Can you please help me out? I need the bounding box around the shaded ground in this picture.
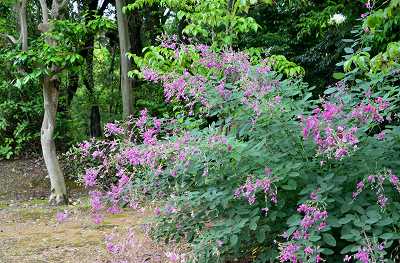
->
[0,158,172,262]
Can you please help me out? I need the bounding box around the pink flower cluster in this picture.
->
[141,43,282,120]
[279,202,328,262]
[104,122,124,137]
[234,170,277,208]
[302,95,390,160]
[353,169,400,208]
[78,110,234,223]
[104,228,151,262]
[56,210,69,223]
[344,241,385,263]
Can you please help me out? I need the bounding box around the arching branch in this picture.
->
[0,33,19,45]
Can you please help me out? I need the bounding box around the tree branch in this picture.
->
[59,0,68,10]
[0,33,19,44]
[39,0,49,23]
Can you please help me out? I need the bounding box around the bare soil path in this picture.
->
[0,158,169,263]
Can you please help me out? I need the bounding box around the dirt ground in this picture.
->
[0,158,172,263]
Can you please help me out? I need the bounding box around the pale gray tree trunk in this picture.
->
[41,78,67,204]
[39,0,68,205]
[115,0,133,118]
[19,0,28,51]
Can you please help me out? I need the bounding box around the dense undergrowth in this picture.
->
[67,41,400,262]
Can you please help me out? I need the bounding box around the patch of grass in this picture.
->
[18,208,55,220]
[0,201,8,209]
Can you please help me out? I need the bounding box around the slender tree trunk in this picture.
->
[19,0,28,51]
[79,0,109,137]
[115,0,133,118]
[39,0,68,205]
[82,36,102,137]
[67,72,79,107]
[41,77,68,205]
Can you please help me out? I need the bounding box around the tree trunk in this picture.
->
[115,0,133,118]
[41,77,68,205]
[19,0,28,51]
[90,105,102,137]
[82,35,102,137]
[79,0,108,137]
[39,0,68,205]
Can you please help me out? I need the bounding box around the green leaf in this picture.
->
[282,179,297,190]
[309,235,321,242]
[344,47,354,54]
[321,248,334,255]
[256,230,265,243]
[324,87,336,94]
[340,244,359,254]
[249,216,260,231]
[230,234,239,246]
[332,72,345,80]
[287,214,301,226]
[323,233,336,246]
[380,233,395,240]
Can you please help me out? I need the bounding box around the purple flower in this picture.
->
[56,211,68,223]
[154,207,161,216]
[335,147,348,159]
[107,204,122,214]
[104,122,124,136]
[89,190,103,211]
[375,131,385,141]
[165,252,181,262]
[216,240,224,247]
[304,246,313,254]
[143,68,159,82]
[354,248,369,263]
[322,102,340,121]
[377,194,388,208]
[390,175,399,186]
[143,128,157,145]
[136,108,148,128]
[92,213,103,224]
[310,191,318,201]
[378,242,385,251]
[279,243,300,262]
[84,168,98,187]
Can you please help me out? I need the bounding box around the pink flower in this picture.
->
[355,248,369,263]
[136,108,148,128]
[165,252,181,262]
[304,246,313,254]
[390,174,399,186]
[56,211,68,223]
[143,68,159,81]
[375,131,385,141]
[84,168,98,187]
[104,123,124,136]
[279,243,300,262]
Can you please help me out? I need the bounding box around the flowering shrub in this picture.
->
[278,200,328,262]
[69,43,400,262]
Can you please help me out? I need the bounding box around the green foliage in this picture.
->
[268,55,305,77]
[127,0,270,47]
[362,0,400,50]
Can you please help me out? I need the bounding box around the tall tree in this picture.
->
[17,0,28,51]
[1,0,27,51]
[79,0,110,137]
[38,0,68,205]
[115,0,133,118]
